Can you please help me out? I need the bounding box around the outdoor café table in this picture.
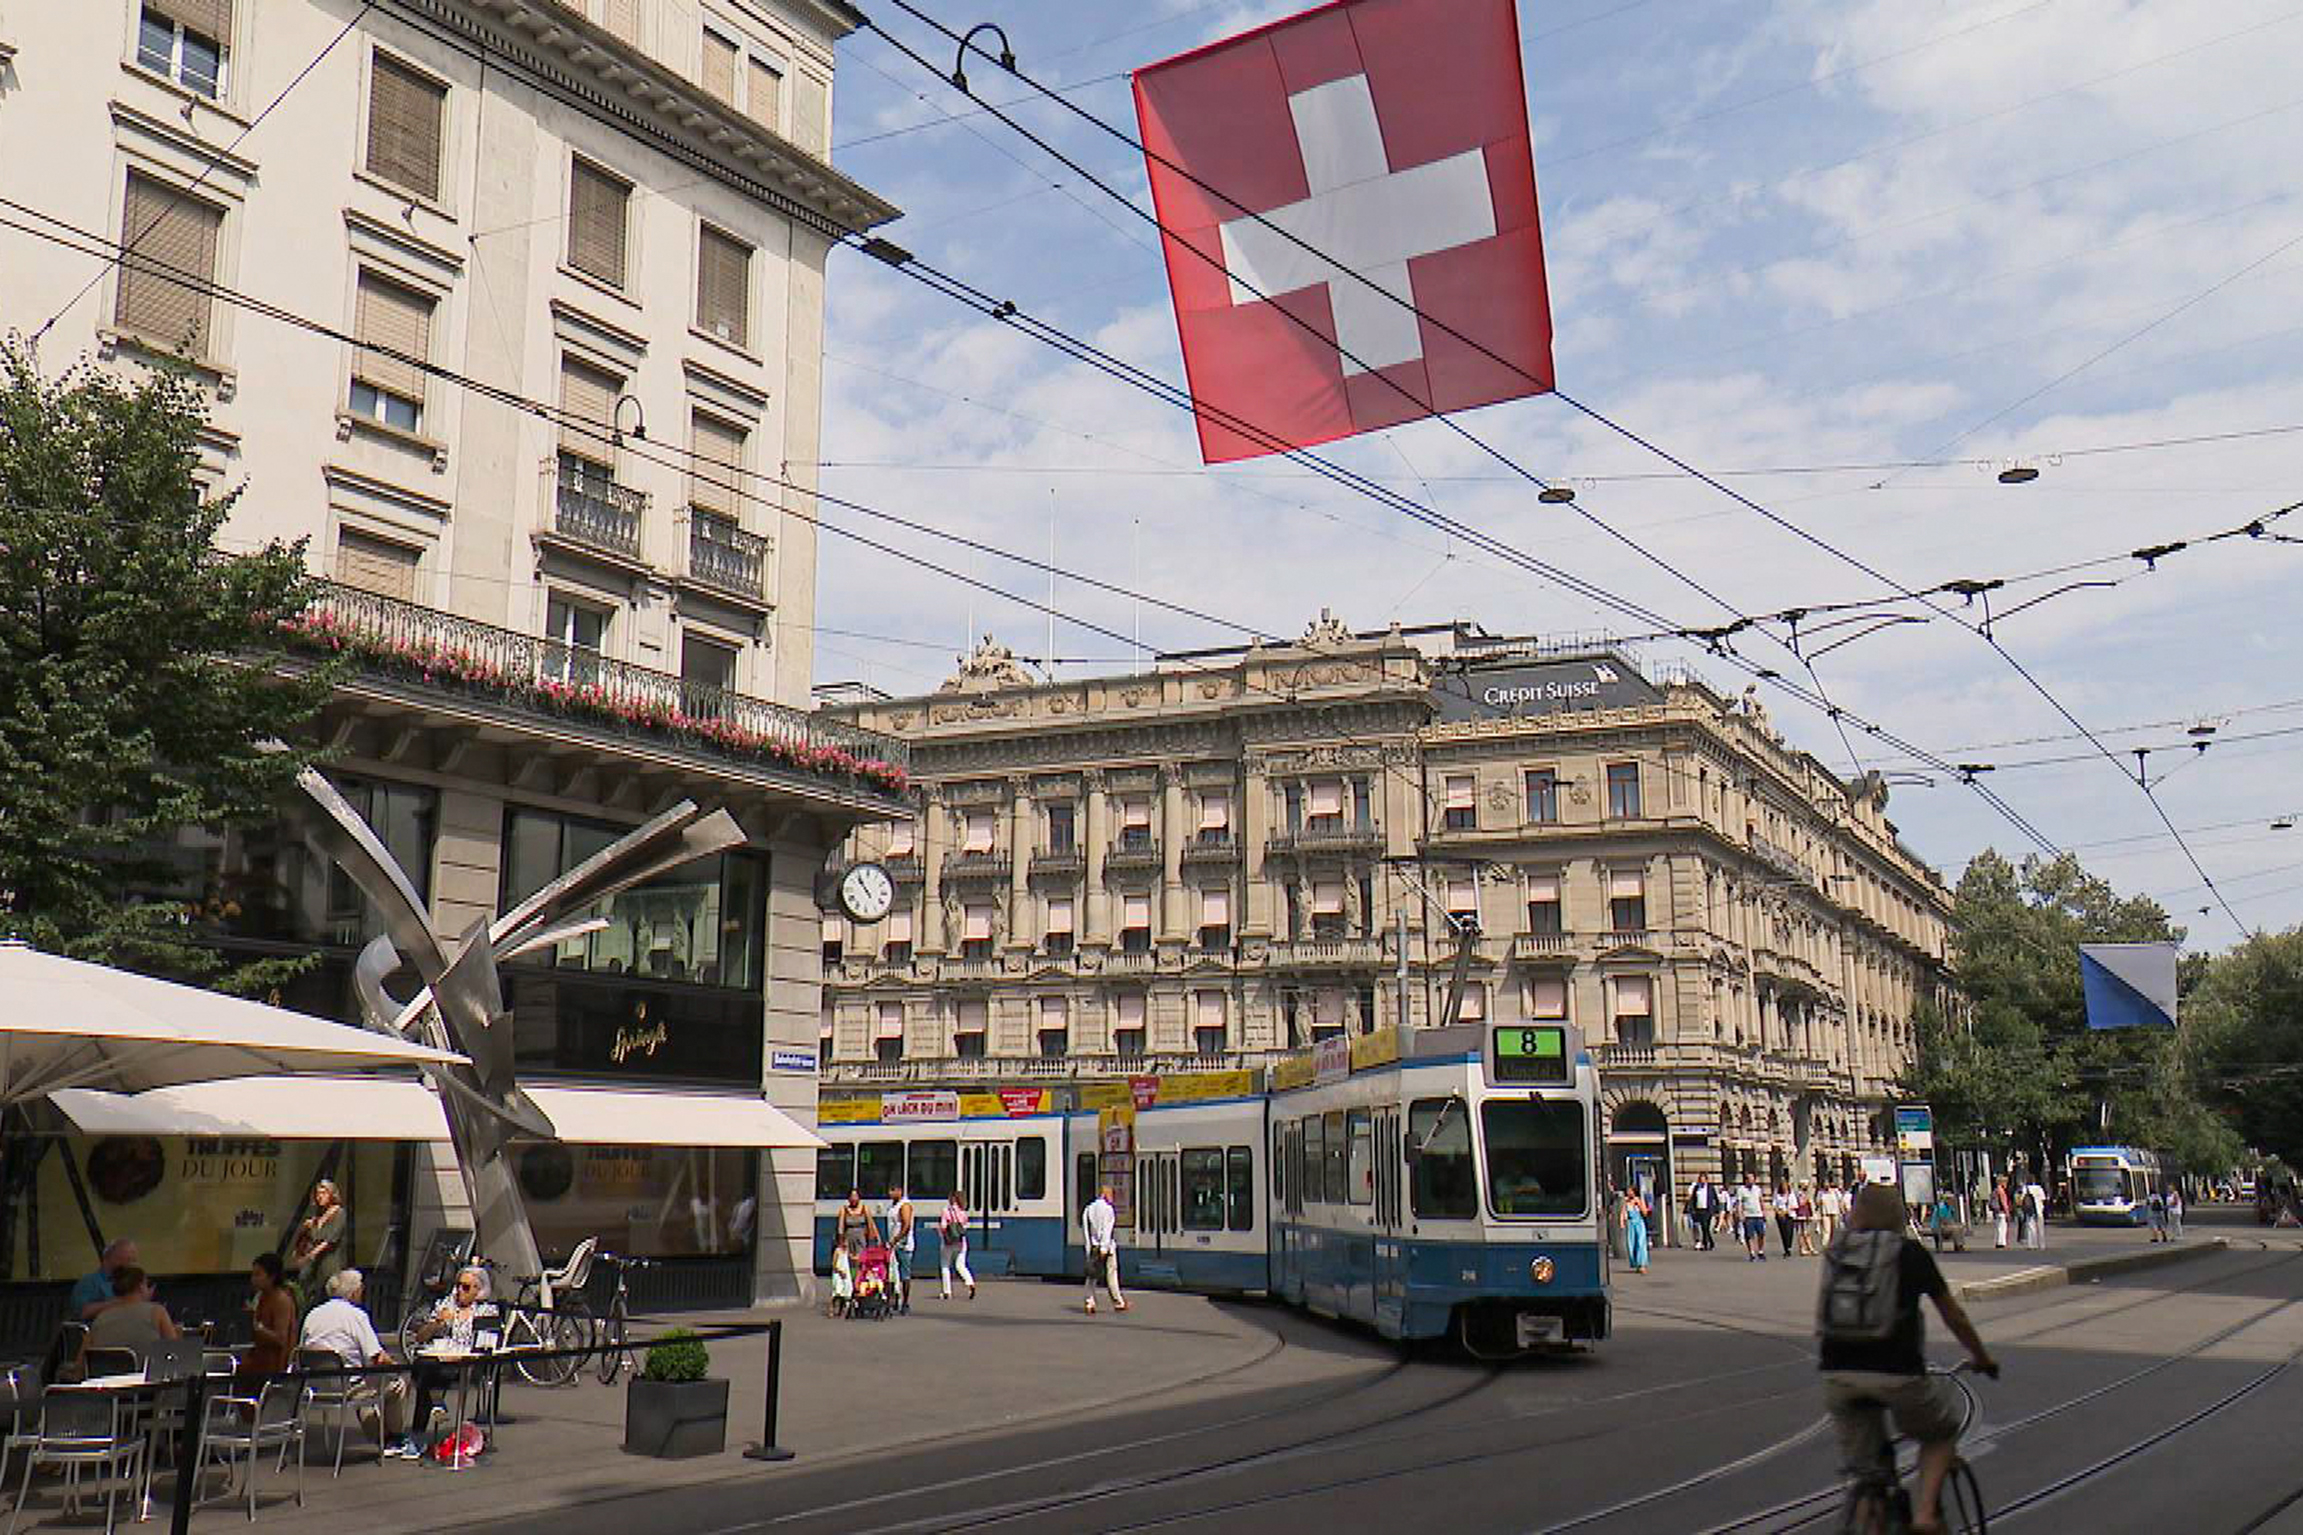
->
[414,1345,489,1471]
[45,1373,162,1520]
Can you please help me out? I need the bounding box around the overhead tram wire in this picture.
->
[0,199,2054,866]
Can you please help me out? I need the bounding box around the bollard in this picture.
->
[742,1317,794,1462]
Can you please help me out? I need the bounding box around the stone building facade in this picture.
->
[820,621,1956,1206]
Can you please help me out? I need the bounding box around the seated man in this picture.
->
[1819,1183,2000,1533]
[69,1238,140,1323]
[300,1269,413,1458]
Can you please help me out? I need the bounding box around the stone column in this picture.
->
[1008,776,1033,948]
[1243,760,1272,936]
[921,787,948,953]
[1159,763,1187,940]
[1084,771,1110,944]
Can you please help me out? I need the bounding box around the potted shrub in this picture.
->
[623,1330,729,1459]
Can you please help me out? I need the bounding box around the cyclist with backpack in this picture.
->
[1819,1183,2000,1534]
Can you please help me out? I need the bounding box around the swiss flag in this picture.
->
[1133,0,1553,464]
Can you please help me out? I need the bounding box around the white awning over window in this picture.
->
[963,903,993,941]
[1609,871,1646,898]
[51,1077,825,1148]
[1444,775,1475,809]
[1122,893,1150,928]
[1615,976,1654,1016]
[955,999,988,1034]
[1194,992,1224,1029]
[876,1002,905,1039]
[1046,896,1074,935]
[1200,887,1230,926]
[1525,977,1568,1018]
[1526,873,1561,902]
[1308,781,1343,816]
[1445,878,1476,913]
[885,822,915,856]
[1039,997,1067,1026]
[887,908,913,942]
[1115,994,1146,1028]
[1121,797,1152,829]
[962,810,995,853]
[1199,792,1230,830]
[821,915,843,944]
[1312,880,1345,915]
[1458,983,1487,1022]
[1313,989,1345,1027]
[820,1004,835,1039]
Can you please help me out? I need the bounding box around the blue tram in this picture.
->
[812,1022,1609,1353]
[2068,1145,2168,1225]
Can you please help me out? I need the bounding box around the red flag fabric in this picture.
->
[1132,0,1554,464]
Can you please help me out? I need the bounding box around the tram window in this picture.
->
[1077,1153,1097,1210]
[815,1145,855,1201]
[1228,1146,1255,1231]
[1323,1111,1347,1205]
[1017,1135,1047,1201]
[1303,1116,1326,1204]
[1182,1148,1226,1230]
[856,1140,903,1200]
[1347,1109,1373,1206]
[1409,1098,1476,1221]
[908,1139,958,1202]
[1481,1100,1588,1218]
[1271,1125,1285,1208]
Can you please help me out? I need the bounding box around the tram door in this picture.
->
[962,1141,1016,1266]
[1137,1150,1179,1255]
[1373,1106,1407,1332]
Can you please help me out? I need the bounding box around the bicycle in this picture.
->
[401,1246,595,1389]
[591,1252,657,1386]
[1838,1361,1993,1534]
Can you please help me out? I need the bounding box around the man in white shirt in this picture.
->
[299,1268,413,1455]
[2024,1180,2050,1250]
[1737,1179,1768,1261]
[1082,1185,1128,1314]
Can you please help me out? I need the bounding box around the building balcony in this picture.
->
[1102,948,1159,975]
[681,510,772,607]
[939,955,1010,983]
[820,1050,1275,1087]
[1510,932,1572,960]
[1598,929,1657,951]
[1104,842,1163,873]
[279,580,910,809]
[1180,833,1241,866]
[1749,829,1818,886]
[1265,937,1386,970]
[1029,848,1085,877]
[883,853,924,884]
[941,850,1012,883]
[546,458,648,565]
[1593,1043,1658,1070]
[1266,825,1382,858]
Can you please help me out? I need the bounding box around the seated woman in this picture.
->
[392,1266,494,1460]
[79,1266,181,1367]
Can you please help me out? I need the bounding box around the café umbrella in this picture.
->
[0,941,465,1108]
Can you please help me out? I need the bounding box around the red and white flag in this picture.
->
[1133,0,1553,464]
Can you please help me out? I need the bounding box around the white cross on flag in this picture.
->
[1133,0,1553,464]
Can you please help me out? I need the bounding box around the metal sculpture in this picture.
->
[285,768,745,1276]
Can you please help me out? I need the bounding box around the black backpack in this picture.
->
[1817,1230,1903,1344]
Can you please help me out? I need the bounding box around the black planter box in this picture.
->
[624,1377,730,1459]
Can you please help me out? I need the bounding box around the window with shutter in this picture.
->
[792,72,829,156]
[955,1000,988,1034]
[602,0,641,45]
[350,271,431,427]
[567,159,630,287]
[700,30,739,105]
[689,412,744,514]
[334,528,420,601]
[557,357,619,464]
[115,173,221,357]
[365,54,445,201]
[696,226,750,347]
[747,57,782,131]
[1525,977,1568,1019]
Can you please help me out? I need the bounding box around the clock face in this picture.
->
[839,861,895,923]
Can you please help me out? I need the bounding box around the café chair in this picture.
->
[6,1388,144,1535]
[81,1348,142,1382]
[294,1349,383,1477]
[0,1368,40,1503]
[196,1376,306,1522]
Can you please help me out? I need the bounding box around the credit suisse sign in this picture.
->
[1431,656,1662,721]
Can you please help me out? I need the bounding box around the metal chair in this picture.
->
[80,1347,142,1381]
[39,1323,87,1387]
[5,1387,144,1535]
[294,1348,383,1477]
[196,1376,306,1522]
[0,1367,39,1505]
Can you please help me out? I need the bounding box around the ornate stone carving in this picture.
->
[1300,607,1353,648]
[1484,780,1516,815]
[942,634,1036,693]
[1568,775,1594,806]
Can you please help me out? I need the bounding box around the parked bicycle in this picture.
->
[1840,1361,1990,1534]
[400,1241,596,1389]
[591,1251,657,1386]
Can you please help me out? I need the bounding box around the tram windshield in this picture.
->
[1481,1100,1588,1218]
[2073,1165,2128,1204]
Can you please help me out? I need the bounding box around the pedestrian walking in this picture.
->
[1773,1181,1799,1257]
[1990,1177,2011,1249]
[887,1182,916,1312]
[1083,1184,1127,1314]
[938,1192,976,1299]
[2146,1187,2167,1243]
[1796,1182,1819,1256]
[2168,1184,2185,1239]
[1739,1177,1768,1260]
[1622,1188,1652,1273]
[2023,1179,2049,1250]
[1689,1176,1717,1252]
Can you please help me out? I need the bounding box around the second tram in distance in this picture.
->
[814,1021,1610,1354]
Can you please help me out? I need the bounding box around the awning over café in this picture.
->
[51,1077,824,1150]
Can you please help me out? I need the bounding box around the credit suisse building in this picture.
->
[818,618,1957,1212]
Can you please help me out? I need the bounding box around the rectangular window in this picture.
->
[875,1035,902,1064]
[1197,791,1231,842]
[1526,873,1563,935]
[1525,975,1568,1020]
[1046,802,1075,853]
[688,412,745,515]
[908,1140,957,1202]
[1310,878,1345,941]
[1346,1109,1374,1206]
[1301,1115,1325,1205]
[1481,1100,1589,1218]
[1609,870,1647,933]
[1307,780,1343,826]
[543,594,606,681]
[875,1001,904,1041]
[116,173,222,357]
[1614,975,1655,1047]
[1311,988,1345,1042]
[883,906,913,962]
[819,913,843,965]
[1525,769,1559,824]
[962,809,996,854]
[139,3,228,99]
[955,1031,986,1059]
[1182,1148,1225,1231]
[747,56,783,131]
[1607,762,1642,819]
[557,356,620,467]
[1284,785,1303,833]
[1121,893,1151,952]
[1193,990,1224,1051]
[1409,1097,1476,1220]
[1227,1146,1255,1232]
[333,527,419,602]
[1443,774,1476,832]
[696,226,751,347]
[1045,896,1074,937]
[568,158,632,287]
[1118,798,1152,849]
[1197,887,1230,950]
[1322,1110,1347,1205]
[366,52,446,200]
[814,1144,855,1201]
[886,823,915,858]
[681,632,737,700]
[1114,993,1145,1057]
[1445,877,1478,928]
[1017,1136,1046,1201]
[700,27,739,105]
[856,1141,902,1201]
[349,270,432,433]
[960,905,993,960]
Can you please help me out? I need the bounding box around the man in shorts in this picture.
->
[1820,1183,2000,1533]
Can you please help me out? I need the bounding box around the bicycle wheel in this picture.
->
[1838,1479,1898,1535]
[514,1310,588,1388]
[1945,1459,1988,1535]
[399,1302,434,1360]
[595,1299,628,1386]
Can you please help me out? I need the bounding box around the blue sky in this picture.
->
[810,0,2303,948]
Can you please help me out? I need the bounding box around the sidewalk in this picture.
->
[3,1278,1283,1534]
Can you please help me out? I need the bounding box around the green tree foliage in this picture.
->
[0,344,332,989]
[1909,850,2242,1174]
[2184,930,2303,1163]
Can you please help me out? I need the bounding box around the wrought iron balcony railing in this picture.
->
[552,457,647,562]
[686,511,771,602]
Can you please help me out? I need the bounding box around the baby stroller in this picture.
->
[848,1244,895,1320]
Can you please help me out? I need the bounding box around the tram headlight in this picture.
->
[1530,1256,1555,1284]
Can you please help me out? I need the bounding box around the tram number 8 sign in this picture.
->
[1492,1025,1570,1085]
